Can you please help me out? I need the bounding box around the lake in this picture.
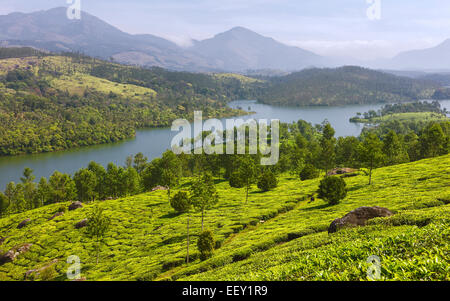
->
[0,99,449,189]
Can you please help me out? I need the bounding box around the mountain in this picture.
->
[0,8,322,72]
[0,7,215,71]
[189,27,323,71]
[390,39,450,71]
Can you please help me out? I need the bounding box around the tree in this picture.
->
[382,130,409,165]
[319,123,336,174]
[358,133,384,185]
[87,161,107,200]
[238,156,257,204]
[20,168,36,210]
[133,152,148,174]
[86,206,111,264]
[419,123,446,158]
[229,171,245,188]
[299,164,319,181]
[0,192,9,217]
[197,230,215,261]
[336,136,360,167]
[317,176,347,205]
[105,163,121,198]
[74,169,97,202]
[4,182,25,213]
[48,171,77,203]
[190,172,219,231]
[160,151,182,202]
[257,170,278,192]
[36,177,50,207]
[122,167,141,196]
[170,191,191,213]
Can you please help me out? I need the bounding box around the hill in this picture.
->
[391,39,450,71]
[0,50,261,156]
[0,155,448,281]
[258,66,438,106]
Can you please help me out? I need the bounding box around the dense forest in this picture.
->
[0,50,259,156]
[258,66,438,106]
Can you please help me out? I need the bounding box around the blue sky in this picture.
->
[1,0,449,60]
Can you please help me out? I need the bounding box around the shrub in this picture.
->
[197,230,215,261]
[229,172,245,188]
[300,164,319,181]
[257,170,278,192]
[170,191,191,213]
[317,176,347,205]
[56,205,67,213]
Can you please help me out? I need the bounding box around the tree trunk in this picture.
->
[201,210,204,232]
[96,240,99,265]
[186,217,190,264]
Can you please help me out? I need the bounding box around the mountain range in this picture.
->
[0,7,449,72]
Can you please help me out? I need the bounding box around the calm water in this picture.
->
[0,100,449,189]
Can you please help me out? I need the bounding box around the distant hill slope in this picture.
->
[0,8,323,72]
[258,66,438,106]
[391,39,450,71]
[189,27,323,71]
[0,155,448,281]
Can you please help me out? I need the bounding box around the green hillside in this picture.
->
[259,66,438,106]
[0,155,448,281]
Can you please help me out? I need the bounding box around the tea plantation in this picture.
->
[0,155,449,281]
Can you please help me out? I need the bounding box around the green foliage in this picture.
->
[0,155,448,281]
[197,230,216,261]
[358,133,384,185]
[317,176,347,205]
[190,172,219,231]
[229,172,245,188]
[259,66,437,106]
[73,169,97,202]
[300,164,319,181]
[257,170,278,192]
[170,191,191,214]
[86,206,111,264]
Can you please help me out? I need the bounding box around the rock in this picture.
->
[0,243,32,264]
[152,186,168,192]
[48,212,64,221]
[17,218,31,229]
[328,206,393,234]
[327,168,358,176]
[75,219,88,229]
[68,201,83,211]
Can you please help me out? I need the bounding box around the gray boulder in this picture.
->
[328,206,393,233]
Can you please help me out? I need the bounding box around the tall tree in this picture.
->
[160,151,182,202]
[419,123,446,158]
[0,192,9,217]
[87,161,107,200]
[319,123,336,174]
[382,130,409,165]
[358,133,384,185]
[133,152,148,174]
[190,172,219,231]
[48,171,77,203]
[86,206,111,264]
[74,168,98,202]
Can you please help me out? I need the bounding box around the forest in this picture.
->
[1,115,448,217]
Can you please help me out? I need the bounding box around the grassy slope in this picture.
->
[351,112,448,124]
[0,155,449,281]
[0,56,158,100]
